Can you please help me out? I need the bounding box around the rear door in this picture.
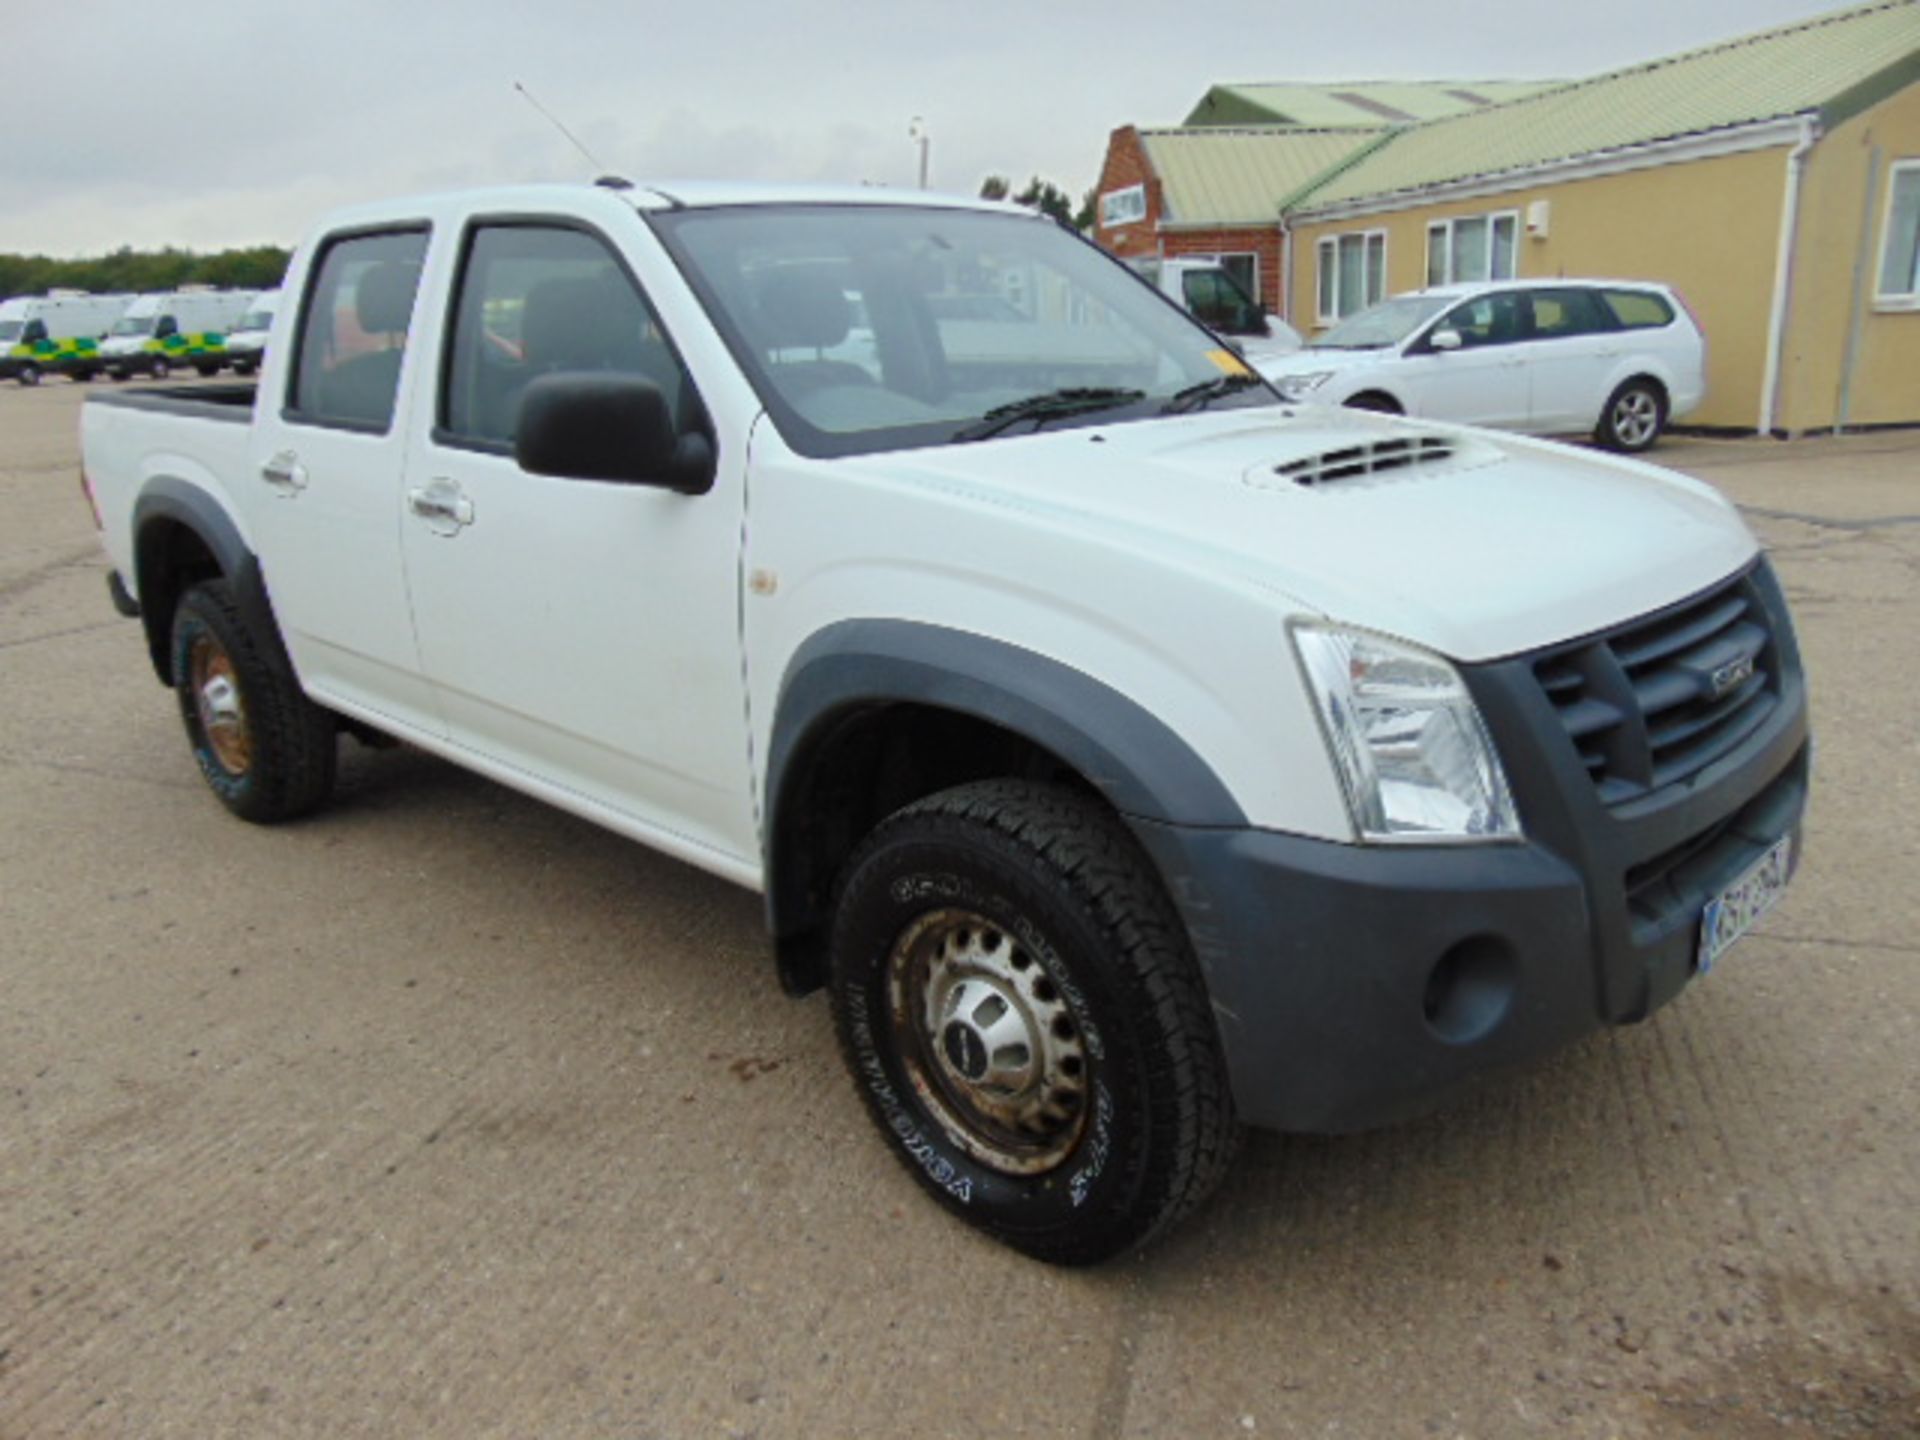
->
[396,214,757,868]
[1517,286,1621,433]
[246,223,444,737]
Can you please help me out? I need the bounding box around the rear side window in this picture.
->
[1529,288,1613,339]
[439,223,689,449]
[288,228,429,432]
[1601,289,1675,330]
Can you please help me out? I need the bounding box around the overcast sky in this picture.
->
[4,0,1856,257]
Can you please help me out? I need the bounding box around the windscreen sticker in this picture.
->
[1205,349,1252,376]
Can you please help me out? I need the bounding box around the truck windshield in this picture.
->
[110,316,157,337]
[236,309,273,332]
[0,321,21,342]
[651,204,1278,457]
[1310,295,1452,350]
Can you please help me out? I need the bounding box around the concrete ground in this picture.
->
[1,378,1915,1440]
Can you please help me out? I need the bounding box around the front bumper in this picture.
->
[1132,560,1810,1134]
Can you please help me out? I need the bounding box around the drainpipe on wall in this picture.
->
[1278,216,1293,326]
[1757,116,1819,437]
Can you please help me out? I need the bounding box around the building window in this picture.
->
[1315,230,1385,321]
[1877,161,1920,308]
[1100,184,1147,228]
[1426,211,1519,285]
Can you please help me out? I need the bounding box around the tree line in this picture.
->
[978,176,1098,232]
[0,245,290,300]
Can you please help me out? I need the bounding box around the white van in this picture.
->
[1129,256,1303,366]
[221,289,279,375]
[0,291,135,385]
[99,289,256,380]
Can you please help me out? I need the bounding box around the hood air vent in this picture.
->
[1274,435,1457,487]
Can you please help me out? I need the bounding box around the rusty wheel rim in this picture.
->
[189,634,251,776]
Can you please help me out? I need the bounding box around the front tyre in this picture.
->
[1596,379,1666,452]
[829,780,1238,1265]
[18,362,41,387]
[150,354,171,380]
[170,579,337,823]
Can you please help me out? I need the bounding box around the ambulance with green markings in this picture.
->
[0,291,134,385]
[99,288,254,379]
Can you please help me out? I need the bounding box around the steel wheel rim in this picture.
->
[1614,390,1657,446]
[886,908,1091,1175]
[189,634,251,776]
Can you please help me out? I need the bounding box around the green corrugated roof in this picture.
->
[1185,80,1561,128]
[1292,0,1920,212]
[1140,127,1384,224]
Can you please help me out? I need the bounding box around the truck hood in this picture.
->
[848,409,1755,663]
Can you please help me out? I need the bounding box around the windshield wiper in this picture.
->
[952,386,1145,442]
[1160,370,1266,415]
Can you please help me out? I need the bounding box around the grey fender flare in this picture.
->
[762,619,1248,988]
[131,477,284,685]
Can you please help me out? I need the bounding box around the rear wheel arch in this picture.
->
[763,622,1247,995]
[132,480,281,686]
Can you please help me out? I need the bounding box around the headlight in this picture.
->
[1274,371,1333,401]
[1292,624,1519,843]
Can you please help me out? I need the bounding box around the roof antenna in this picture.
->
[512,79,630,189]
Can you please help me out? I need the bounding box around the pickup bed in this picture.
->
[82,181,1810,1264]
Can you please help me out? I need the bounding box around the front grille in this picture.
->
[1273,435,1456,486]
[1531,567,1780,805]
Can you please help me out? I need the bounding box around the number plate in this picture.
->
[1697,836,1793,974]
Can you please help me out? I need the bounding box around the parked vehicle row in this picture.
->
[81,180,1807,1264]
[0,285,280,385]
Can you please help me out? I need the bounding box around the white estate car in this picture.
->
[1257,279,1706,451]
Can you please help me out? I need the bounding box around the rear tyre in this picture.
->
[170,579,336,823]
[829,779,1239,1265]
[18,362,41,387]
[1344,390,1402,415]
[71,367,96,383]
[1596,379,1666,452]
[194,361,220,378]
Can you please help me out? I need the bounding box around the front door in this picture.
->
[397,219,757,869]
[1400,291,1531,428]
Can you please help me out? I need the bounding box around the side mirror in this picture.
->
[515,373,714,494]
[1429,329,1463,353]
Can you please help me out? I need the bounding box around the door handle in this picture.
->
[407,480,475,535]
[260,450,307,493]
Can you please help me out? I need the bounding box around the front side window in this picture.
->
[1876,161,1920,306]
[440,223,691,449]
[289,228,429,432]
[1435,292,1528,348]
[652,204,1278,458]
[22,318,47,345]
[1315,231,1386,322]
[1181,267,1262,334]
[1427,212,1519,286]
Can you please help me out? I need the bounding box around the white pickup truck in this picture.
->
[81,181,1810,1264]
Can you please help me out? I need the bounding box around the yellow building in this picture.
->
[1099,1,1920,433]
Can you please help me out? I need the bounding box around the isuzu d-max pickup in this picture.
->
[80,182,1809,1263]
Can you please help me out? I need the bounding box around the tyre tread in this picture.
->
[174,579,335,823]
[836,779,1239,1262]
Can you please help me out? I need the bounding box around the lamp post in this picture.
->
[909,117,930,190]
